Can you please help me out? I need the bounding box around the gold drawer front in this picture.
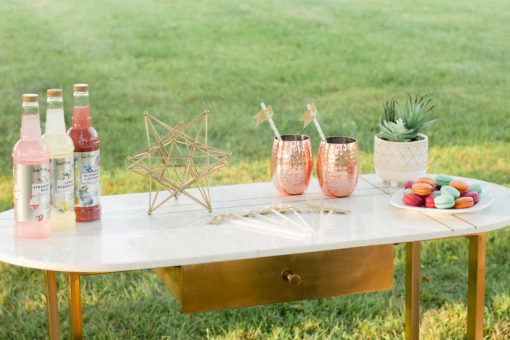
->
[154,244,393,314]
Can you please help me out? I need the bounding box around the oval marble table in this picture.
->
[0,174,509,340]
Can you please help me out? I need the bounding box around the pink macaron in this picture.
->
[403,193,424,207]
[432,185,441,191]
[461,191,480,204]
[404,181,415,190]
[424,194,438,208]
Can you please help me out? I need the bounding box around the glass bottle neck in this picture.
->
[21,102,41,139]
[45,97,66,134]
[73,92,89,107]
[72,92,91,128]
[47,96,63,110]
[23,102,39,115]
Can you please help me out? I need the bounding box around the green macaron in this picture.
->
[468,183,482,195]
[440,185,460,199]
[434,194,455,209]
[404,188,414,194]
[431,190,441,195]
[435,174,453,187]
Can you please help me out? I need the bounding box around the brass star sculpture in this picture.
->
[299,103,318,127]
[252,105,273,127]
[126,110,232,214]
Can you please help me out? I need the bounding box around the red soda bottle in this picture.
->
[68,84,101,222]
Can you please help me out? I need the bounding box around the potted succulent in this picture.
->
[374,94,437,186]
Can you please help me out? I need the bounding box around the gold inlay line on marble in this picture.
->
[419,211,454,231]
[451,214,479,229]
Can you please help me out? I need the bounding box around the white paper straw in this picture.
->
[307,104,326,143]
[317,209,325,236]
[232,218,309,240]
[271,209,314,235]
[323,209,334,233]
[239,211,308,237]
[271,209,305,230]
[255,213,304,234]
[292,210,316,234]
[261,102,281,140]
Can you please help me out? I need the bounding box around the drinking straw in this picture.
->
[317,209,325,236]
[304,104,327,143]
[255,213,304,234]
[259,213,315,238]
[318,209,334,236]
[292,209,315,234]
[232,217,309,240]
[257,102,281,140]
[237,208,310,237]
[271,209,315,235]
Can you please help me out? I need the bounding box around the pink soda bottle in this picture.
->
[12,94,51,238]
[68,84,101,222]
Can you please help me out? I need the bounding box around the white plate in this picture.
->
[390,189,493,214]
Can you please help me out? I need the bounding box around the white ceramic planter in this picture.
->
[373,134,428,186]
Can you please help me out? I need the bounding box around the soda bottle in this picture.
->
[68,84,101,222]
[42,89,76,230]
[12,94,51,238]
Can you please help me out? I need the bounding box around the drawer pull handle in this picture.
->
[281,269,302,287]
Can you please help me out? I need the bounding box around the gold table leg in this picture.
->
[67,273,83,340]
[467,233,486,340]
[405,242,421,340]
[45,271,61,340]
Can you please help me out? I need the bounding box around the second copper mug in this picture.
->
[317,136,359,197]
[271,134,312,195]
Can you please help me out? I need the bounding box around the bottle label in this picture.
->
[74,150,100,207]
[51,156,75,215]
[13,163,51,222]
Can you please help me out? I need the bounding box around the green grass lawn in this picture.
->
[0,0,509,338]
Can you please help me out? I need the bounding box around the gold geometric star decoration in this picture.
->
[299,103,318,127]
[126,110,232,214]
[252,105,273,127]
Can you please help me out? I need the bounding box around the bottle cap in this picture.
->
[47,89,63,97]
[22,94,38,102]
[73,84,89,92]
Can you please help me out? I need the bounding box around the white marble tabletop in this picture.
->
[0,174,509,273]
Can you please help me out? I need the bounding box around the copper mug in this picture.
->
[271,134,313,195]
[317,136,359,197]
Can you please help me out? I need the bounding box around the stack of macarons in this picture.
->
[402,175,482,209]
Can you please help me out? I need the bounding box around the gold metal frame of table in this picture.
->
[42,233,487,340]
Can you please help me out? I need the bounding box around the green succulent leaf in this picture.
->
[396,93,437,138]
[377,93,438,142]
[381,98,398,123]
[377,118,415,142]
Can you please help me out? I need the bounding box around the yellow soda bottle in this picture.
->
[42,89,76,230]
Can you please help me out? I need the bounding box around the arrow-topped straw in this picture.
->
[253,102,281,141]
[300,103,326,143]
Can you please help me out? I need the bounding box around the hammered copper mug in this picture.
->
[271,134,313,195]
[317,136,359,197]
